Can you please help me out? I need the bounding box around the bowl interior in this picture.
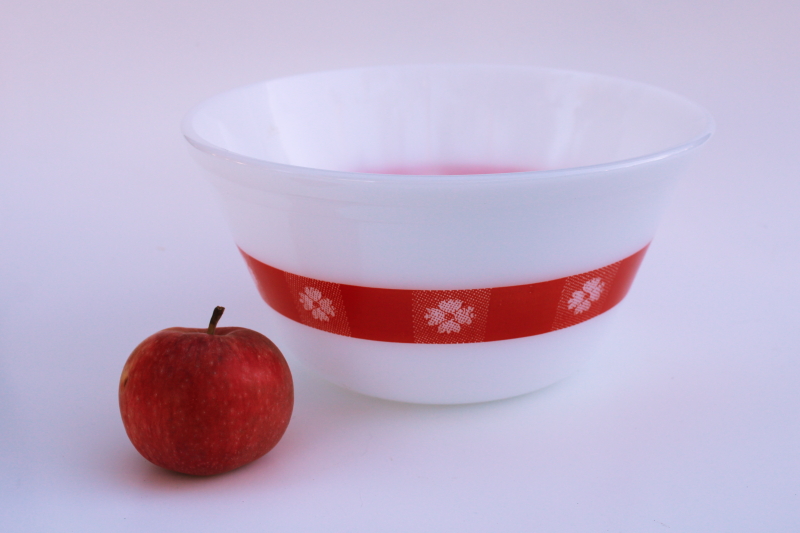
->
[185,65,713,174]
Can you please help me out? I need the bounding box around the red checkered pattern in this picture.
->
[285,272,352,337]
[411,289,492,344]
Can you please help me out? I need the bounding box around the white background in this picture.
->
[1,1,798,531]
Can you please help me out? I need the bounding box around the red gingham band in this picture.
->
[241,246,648,344]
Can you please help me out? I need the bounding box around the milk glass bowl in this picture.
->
[182,65,713,404]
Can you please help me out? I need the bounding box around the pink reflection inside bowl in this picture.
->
[361,165,535,175]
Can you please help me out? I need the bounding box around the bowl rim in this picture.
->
[181,64,715,184]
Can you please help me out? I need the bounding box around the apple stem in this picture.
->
[207,306,225,335]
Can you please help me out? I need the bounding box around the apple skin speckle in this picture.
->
[119,326,293,476]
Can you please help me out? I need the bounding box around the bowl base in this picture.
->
[271,306,619,404]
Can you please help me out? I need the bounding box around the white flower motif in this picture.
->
[424,299,475,334]
[567,277,606,314]
[299,286,336,322]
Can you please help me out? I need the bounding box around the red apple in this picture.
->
[119,307,293,476]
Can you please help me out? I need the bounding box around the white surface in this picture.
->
[1,0,798,531]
